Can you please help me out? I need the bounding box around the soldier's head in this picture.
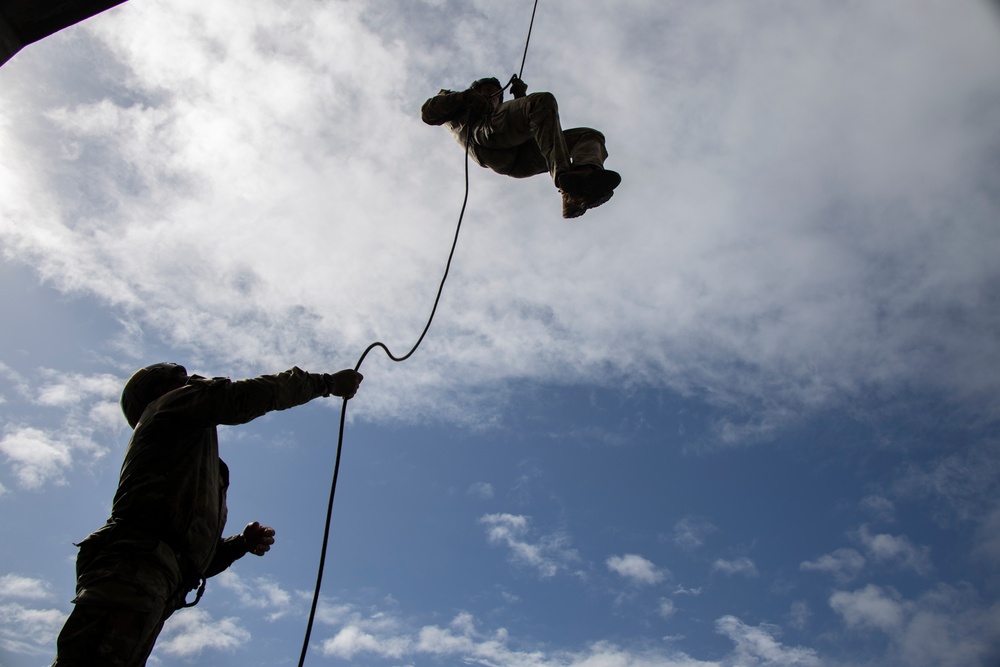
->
[471,77,503,109]
[120,362,189,428]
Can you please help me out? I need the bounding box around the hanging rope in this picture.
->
[296,123,472,667]
[518,0,540,80]
[502,0,541,94]
[296,3,540,664]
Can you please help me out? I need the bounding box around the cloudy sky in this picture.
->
[2,0,1000,665]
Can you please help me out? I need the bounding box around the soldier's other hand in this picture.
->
[325,369,363,399]
[242,521,275,557]
[510,76,527,98]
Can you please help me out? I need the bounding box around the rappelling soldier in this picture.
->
[421,75,621,219]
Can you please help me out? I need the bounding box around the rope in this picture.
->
[502,0,541,94]
[296,2,538,663]
[518,0,540,80]
[296,123,472,667]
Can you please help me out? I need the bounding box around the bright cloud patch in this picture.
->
[716,615,821,666]
[830,584,906,633]
[856,525,932,575]
[0,426,74,488]
[0,602,66,657]
[216,571,292,620]
[0,574,52,600]
[606,554,667,586]
[156,608,250,658]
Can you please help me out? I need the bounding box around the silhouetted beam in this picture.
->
[1,0,127,67]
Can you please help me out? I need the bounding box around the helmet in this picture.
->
[470,76,503,100]
[120,362,186,428]
[470,77,502,91]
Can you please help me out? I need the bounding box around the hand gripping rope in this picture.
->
[296,2,539,664]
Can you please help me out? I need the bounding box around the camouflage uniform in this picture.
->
[53,367,333,666]
[421,88,609,184]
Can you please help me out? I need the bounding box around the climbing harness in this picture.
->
[296,2,540,664]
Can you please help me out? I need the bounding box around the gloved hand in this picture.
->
[509,75,527,99]
[324,369,363,399]
[241,521,275,557]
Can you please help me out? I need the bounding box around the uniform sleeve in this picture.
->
[204,535,247,578]
[160,367,331,429]
[421,88,478,125]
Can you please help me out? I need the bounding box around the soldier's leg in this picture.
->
[564,127,610,169]
[52,601,168,667]
[53,530,181,667]
[473,92,571,183]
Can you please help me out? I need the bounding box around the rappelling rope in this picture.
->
[296,2,540,664]
[296,115,473,667]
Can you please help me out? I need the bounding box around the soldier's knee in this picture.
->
[579,127,606,144]
[528,91,558,112]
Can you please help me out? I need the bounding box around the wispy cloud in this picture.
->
[715,615,820,666]
[0,602,66,657]
[155,608,250,658]
[478,513,579,578]
[467,481,494,500]
[215,571,292,621]
[606,554,668,586]
[323,624,411,661]
[855,525,932,575]
[0,574,53,600]
[711,557,759,578]
[671,516,717,550]
[319,604,809,667]
[34,370,122,407]
[829,583,1000,667]
[0,424,106,489]
[799,548,866,583]
[830,584,906,633]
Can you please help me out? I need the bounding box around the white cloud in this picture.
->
[215,571,292,620]
[711,557,758,578]
[479,513,578,578]
[1,0,997,438]
[893,440,1000,522]
[860,495,896,522]
[155,608,250,658]
[0,574,52,600]
[830,584,907,633]
[467,481,494,499]
[830,583,1000,667]
[35,370,122,407]
[0,602,67,657]
[606,554,667,586]
[659,598,677,619]
[856,525,932,575]
[323,624,411,660]
[787,601,810,631]
[0,426,73,488]
[715,615,821,666]
[0,421,108,489]
[672,517,717,550]
[799,548,865,582]
[0,362,30,398]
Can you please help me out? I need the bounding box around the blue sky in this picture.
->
[2,1,1000,666]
